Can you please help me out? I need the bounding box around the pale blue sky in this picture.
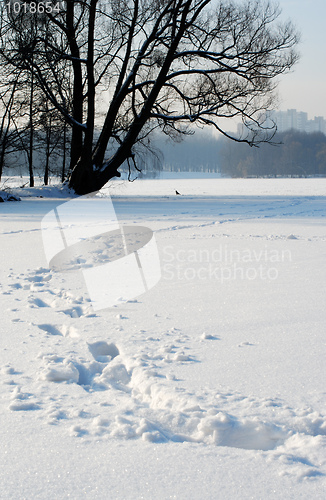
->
[277,0,326,119]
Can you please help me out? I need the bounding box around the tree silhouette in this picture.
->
[1,1,299,193]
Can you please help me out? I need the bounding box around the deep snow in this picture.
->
[0,178,325,499]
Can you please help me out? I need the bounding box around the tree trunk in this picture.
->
[0,124,9,183]
[66,0,84,172]
[44,129,50,185]
[68,153,122,195]
[68,0,102,194]
[44,155,49,185]
[0,138,6,182]
[61,120,67,183]
[29,71,34,187]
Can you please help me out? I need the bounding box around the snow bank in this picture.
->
[0,190,20,202]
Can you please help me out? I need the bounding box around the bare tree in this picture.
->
[38,96,64,185]
[0,79,18,181]
[0,1,299,194]
[0,57,32,182]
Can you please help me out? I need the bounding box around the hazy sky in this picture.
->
[277,0,326,119]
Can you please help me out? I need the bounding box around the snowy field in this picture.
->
[0,177,325,499]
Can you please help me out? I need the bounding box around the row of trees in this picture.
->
[0,84,69,186]
[219,130,326,177]
[0,1,299,194]
[0,2,75,185]
[151,129,219,173]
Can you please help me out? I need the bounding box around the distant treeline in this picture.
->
[2,127,326,183]
[144,129,326,178]
[154,131,220,173]
[219,130,326,177]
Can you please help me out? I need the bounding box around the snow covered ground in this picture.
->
[0,178,325,499]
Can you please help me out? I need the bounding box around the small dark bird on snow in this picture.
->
[175,190,181,195]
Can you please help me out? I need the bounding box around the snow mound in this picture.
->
[0,191,21,202]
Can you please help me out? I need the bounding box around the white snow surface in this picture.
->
[0,178,325,499]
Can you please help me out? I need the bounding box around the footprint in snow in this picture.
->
[37,324,63,336]
[87,341,120,362]
[59,306,86,318]
[36,323,80,338]
[26,274,52,283]
[58,303,95,318]
[86,342,131,389]
[39,341,123,389]
[8,283,23,289]
[28,297,50,308]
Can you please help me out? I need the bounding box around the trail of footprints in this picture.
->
[2,266,326,479]
[7,266,94,318]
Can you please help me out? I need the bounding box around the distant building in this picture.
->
[270,109,326,134]
[237,109,326,136]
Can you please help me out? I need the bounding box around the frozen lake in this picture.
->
[0,178,325,498]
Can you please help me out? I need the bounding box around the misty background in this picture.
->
[2,109,326,183]
[1,0,326,185]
